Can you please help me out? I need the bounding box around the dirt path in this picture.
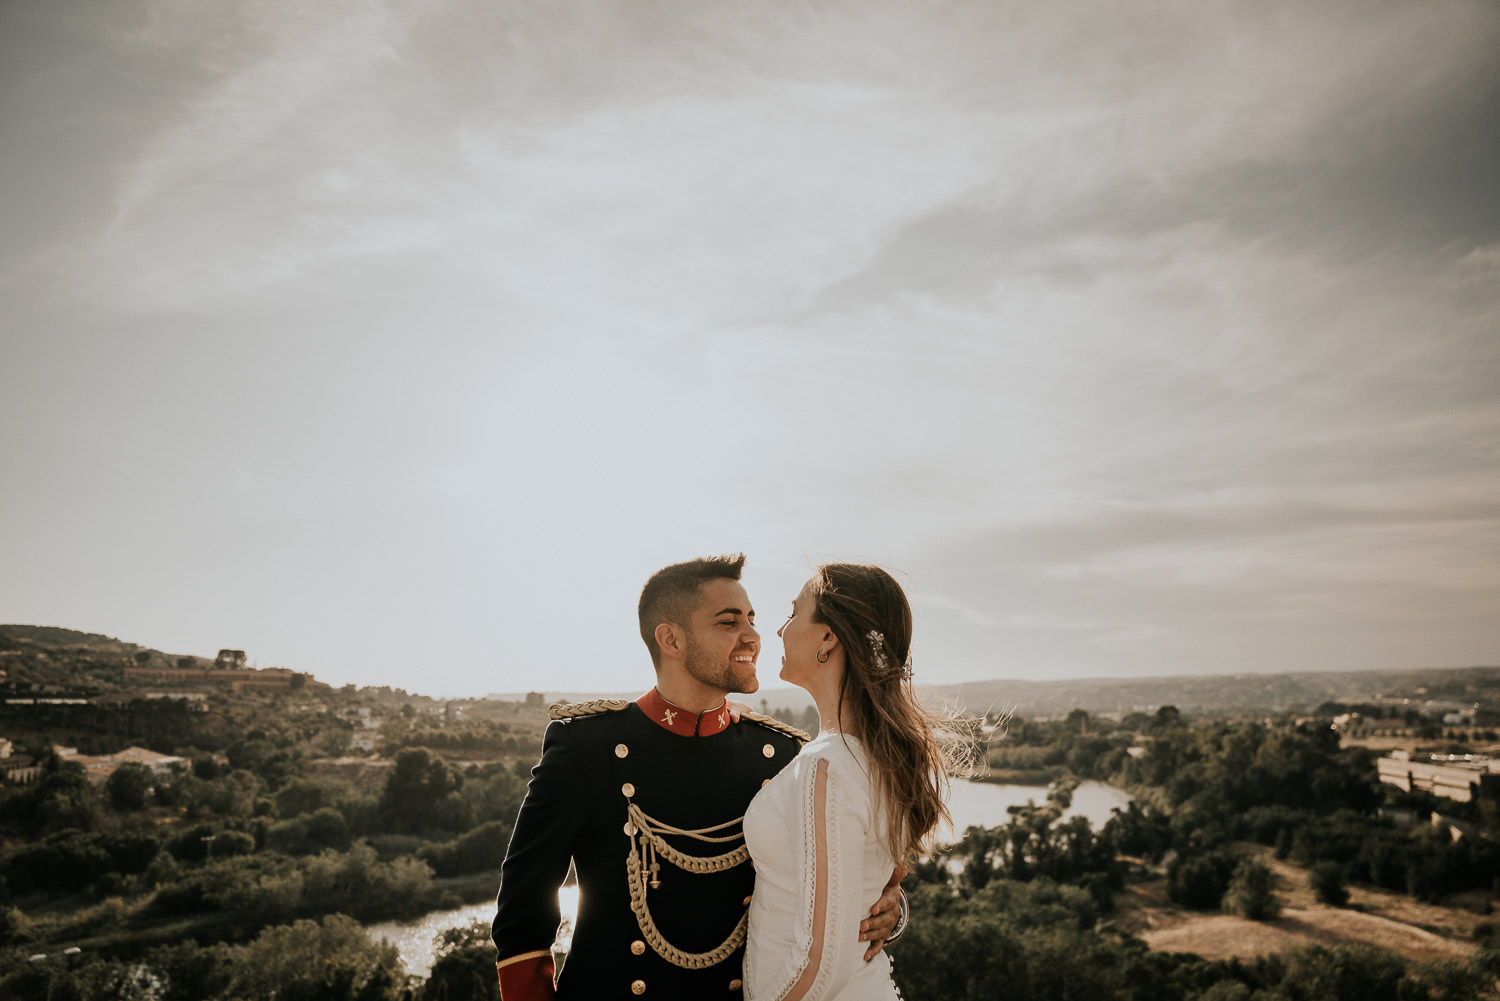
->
[1119,846,1486,965]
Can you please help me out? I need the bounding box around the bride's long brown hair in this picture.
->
[812,564,968,864]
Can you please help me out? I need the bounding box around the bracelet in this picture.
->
[884,887,909,944]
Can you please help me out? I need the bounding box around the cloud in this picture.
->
[2,0,1497,692]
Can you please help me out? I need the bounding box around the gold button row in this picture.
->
[622,947,741,993]
[624,976,740,994]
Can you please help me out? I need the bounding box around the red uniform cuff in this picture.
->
[497,952,555,1001]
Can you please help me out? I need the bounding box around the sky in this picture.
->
[1,0,1497,698]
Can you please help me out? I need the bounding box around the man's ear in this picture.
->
[655,622,685,659]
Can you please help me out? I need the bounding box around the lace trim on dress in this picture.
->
[763,755,844,1001]
[760,758,819,1000]
[808,765,840,1001]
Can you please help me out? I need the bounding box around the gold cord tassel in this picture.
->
[622,800,752,968]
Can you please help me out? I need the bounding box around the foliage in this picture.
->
[1167,849,1238,910]
[274,776,348,817]
[421,819,515,877]
[1274,943,1405,1001]
[1222,857,1279,921]
[104,763,154,811]
[1,830,160,894]
[0,906,34,947]
[219,914,411,1001]
[1309,861,1349,906]
[6,760,100,834]
[893,878,1236,1001]
[421,919,499,1001]
[165,822,255,862]
[157,768,264,820]
[266,806,354,855]
[380,748,467,834]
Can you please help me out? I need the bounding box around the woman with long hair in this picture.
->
[743,564,963,1000]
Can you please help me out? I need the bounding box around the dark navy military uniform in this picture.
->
[493,690,806,1000]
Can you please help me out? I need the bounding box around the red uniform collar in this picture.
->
[637,688,732,737]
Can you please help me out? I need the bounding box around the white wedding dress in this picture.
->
[743,733,901,1001]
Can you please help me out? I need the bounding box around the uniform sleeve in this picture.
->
[759,755,873,1001]
[492,721,581,1001]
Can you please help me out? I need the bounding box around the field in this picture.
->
[1119,845,1486,965]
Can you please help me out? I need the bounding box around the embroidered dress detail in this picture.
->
[743,735,899,1001]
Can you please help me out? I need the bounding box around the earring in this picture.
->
[816,649,830,663]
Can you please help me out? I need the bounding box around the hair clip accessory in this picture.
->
[868,629,913,679]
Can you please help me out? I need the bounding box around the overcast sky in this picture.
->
[2,0,1497,698]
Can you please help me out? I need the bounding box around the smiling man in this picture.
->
[491,554,902,1000]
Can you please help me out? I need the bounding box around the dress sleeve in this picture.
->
[760,754,873,1001]
[491,721,581,1001]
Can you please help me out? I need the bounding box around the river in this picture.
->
[367,779,1132,978]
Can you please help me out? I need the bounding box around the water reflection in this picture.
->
[367,886,579,981]
[941,779,1132,840]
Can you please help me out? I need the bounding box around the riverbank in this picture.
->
[973,768,1060,785]
[9,870,499,962]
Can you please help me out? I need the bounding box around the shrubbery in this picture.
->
[1310,861,1349,906]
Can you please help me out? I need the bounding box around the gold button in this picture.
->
[631,980,646,995]
[729,979,743,991]
[762,744,774,758]
[615,743,629,758]
[742,895,753,906]
[622,782,635,797]
[631,940,645,956]
[761,779,770,787]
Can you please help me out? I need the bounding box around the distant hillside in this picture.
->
[0,624,145,654]
[487,666,1500,720]
[933,665,1500,718]
[8,623,1494,719]
[0,624,229,694]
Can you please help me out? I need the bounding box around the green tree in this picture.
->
[274,777,345,818]
[1222,857,1279,920]
[267,807,352,855]
[220,914,411,1001]
[1309,861,1349,906]
[105,762,154,811]
[1276,943,1403,1001]
[28,761,101,833]
[1152,705,1184,731]
[1168,850,1237,910]
[421,919,500,1001]
[380,748,460,833]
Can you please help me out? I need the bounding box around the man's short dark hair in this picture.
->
[638,554,746,667]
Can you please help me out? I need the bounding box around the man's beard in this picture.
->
[684,632,759,695]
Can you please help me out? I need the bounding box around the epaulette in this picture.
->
[740,709,811,743]
[548,698,630,721]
